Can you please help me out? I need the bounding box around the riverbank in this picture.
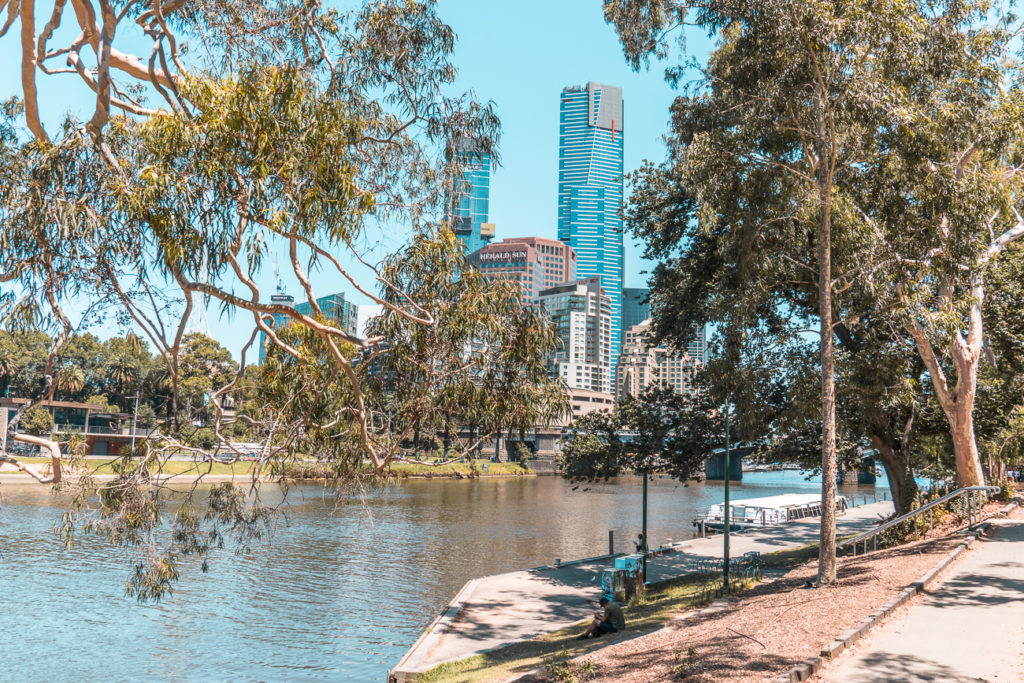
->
[0,457,537,484]
[392,502,895,681]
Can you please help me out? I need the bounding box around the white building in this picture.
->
[536,276,612,396]
[615,318,701,400]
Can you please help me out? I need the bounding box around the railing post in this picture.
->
[872,535,876,553]
[929,509,933,537]
[609,530,614,555]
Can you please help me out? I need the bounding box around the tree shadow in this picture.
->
[833,651,990,682]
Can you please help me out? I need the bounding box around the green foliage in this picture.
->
[606,0,1024,503]
[560,382,720,483]
[20,404,54,436]
[545,647,596,683]
[364,228,570,465]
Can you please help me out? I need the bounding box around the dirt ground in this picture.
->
[568,530,979,682]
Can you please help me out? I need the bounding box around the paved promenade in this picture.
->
[826,514,1024,682]
[390,500,893,680]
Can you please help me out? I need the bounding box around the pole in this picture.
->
[131,391,140,454]
[723,405,731,588]
[641,471,649,580]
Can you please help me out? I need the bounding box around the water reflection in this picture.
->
[0,472,884,681]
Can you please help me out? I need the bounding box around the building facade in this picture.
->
[622,287,649,333]
[259,291,359,363]
[450,138,496,254]
[468,237,577,303]
[615,318,701,400]
[557,82,625,365]
[536,276,612,395]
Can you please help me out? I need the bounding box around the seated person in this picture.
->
[575,596,625,640]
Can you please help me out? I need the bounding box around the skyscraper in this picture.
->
[558,82,624,364]
[622,287,649,332]
[449,138,496,254]
[258,292,359,364]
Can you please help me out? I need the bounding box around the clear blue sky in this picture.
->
[0,1,711,359]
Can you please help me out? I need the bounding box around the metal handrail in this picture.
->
[838,485,1000,554]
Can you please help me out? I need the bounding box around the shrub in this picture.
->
[20,405,54,436]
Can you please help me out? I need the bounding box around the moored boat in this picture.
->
[693,493,850,533]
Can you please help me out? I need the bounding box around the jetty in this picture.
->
[389,499,894,682]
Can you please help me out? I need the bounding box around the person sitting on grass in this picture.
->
[575,596,625,640]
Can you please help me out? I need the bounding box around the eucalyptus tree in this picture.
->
[364,229,569,465]
[605,0,943,583]
[0,0,507,599]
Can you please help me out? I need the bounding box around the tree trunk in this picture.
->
[815,83,838,586]
[950,407,985,486]
[870,434,918,514]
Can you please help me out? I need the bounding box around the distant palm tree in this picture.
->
[107,357,138,407]
[57,367,85,397]
[0,353,13,397]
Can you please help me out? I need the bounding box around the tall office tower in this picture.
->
[259,292,359,363]
[449,138,496,254]
[558,82,625,364]
[622,287,649,332]
[536,276,612,395]
[468,237,577,303]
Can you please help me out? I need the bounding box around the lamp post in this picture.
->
[723,405,731,588]
[130,391,140,454]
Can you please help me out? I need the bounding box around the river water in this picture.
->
[0,472,885,681]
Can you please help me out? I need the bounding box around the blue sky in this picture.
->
[0,1,711,359]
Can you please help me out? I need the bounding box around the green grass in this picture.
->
[386,461,531,478]
[3,456,532,481]
[2,456,257,477]
[418,574,757,683]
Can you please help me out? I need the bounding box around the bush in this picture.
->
[990,477,1014,503]
[20,405,54,436]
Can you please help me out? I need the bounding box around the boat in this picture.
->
[781,463,801,471]
[693,493,850,533]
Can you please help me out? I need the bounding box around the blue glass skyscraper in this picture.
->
[558,82,625,366]
[450,138,495,254]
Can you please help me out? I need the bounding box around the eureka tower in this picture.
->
[557,82,625,366]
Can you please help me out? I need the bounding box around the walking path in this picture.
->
[390,500,893,681]
[825,514,1024,682]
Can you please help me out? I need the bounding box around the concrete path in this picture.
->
[826,516,1024,682]
[390,501,893,679]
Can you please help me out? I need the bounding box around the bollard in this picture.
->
[608,530,614,555]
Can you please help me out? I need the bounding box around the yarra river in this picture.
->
[0,472,886,681]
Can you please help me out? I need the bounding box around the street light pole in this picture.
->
[130,391,140,454]
[723,405,731,588]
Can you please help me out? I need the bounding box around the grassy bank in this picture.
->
[2,456,534,481]
[419,573,758,683]
[2,456,259,477]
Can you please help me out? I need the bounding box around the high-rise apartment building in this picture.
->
[622,287,649,333]
[687,324,707,364]
[449,138,496,254]
[622,285,707,363]
[558,82,625,365]
[616,318,701,400]
[536,276,612,395]
[258,291,359,363]
[468,237,577,303]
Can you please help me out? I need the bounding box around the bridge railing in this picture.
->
[837,485,1001,556]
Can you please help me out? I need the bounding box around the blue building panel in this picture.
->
[450,139,495,254]
[558,82,625,365]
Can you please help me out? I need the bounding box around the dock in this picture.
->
[389,500,894,681]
